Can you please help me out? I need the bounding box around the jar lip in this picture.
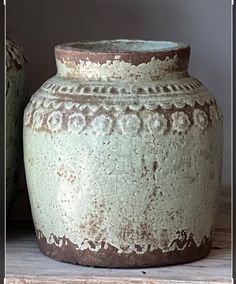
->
[55,39,190,69]
[56,39,189,54]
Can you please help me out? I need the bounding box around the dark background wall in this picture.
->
[7,0,231,186]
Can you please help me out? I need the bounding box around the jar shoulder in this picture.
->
[24,75,223,133]
[28,74,217,107]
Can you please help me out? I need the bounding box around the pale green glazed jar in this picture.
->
[23,40,223,267]
[6,36,27,213]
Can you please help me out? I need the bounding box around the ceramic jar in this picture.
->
[23,40,223,267]
[6,36,27,213]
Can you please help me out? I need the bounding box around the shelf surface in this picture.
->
[5,190,231,284]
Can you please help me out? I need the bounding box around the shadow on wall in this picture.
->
[7,0,150,95]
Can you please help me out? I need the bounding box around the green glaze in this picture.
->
[23,40,223,267]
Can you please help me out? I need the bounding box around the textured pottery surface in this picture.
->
[6,36,27,213]
[23,40,223,267]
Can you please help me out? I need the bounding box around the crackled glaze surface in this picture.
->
[6,37,27,213]
[23,40,223,267]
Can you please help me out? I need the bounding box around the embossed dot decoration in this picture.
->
[32,109,45,129]
[68,113,86,133]
[146,113,167,134]
[193,109,208,129]
[171,111,191,132]
[118,114,141,134]
[25,100,219,135]
[47,111,63,132]
[91,115,113,135]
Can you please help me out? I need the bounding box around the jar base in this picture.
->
[36,230,212,268]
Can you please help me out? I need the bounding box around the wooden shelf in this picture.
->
[5,190,231,284]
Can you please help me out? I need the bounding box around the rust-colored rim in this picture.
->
[55,39,190,66]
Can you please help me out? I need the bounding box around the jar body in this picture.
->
[23,41,223,267]
[6,37,27,213]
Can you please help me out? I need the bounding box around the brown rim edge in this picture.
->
[55,40,190,67]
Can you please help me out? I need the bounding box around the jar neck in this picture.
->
[55,41,190,82]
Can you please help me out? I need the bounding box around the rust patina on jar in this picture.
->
[23,40,223,267]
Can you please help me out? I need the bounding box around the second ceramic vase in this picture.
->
[6,36,27,213]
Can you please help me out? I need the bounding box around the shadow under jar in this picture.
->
[23,40,223,268]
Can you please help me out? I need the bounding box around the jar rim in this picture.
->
[56,39,189,54]
[55,39,190,68]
